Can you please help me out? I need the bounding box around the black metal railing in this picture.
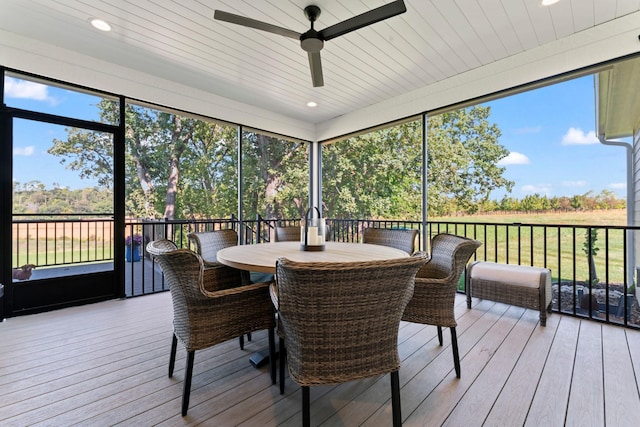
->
[12,213,115,267]
[440,220,637,328]
[10,216,639,329]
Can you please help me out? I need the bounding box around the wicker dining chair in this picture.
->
[187,229,238,266]
[274,253,428,427]
[401,233,482,378]
[274,226,300,242]
[187,230,254,348]
[274,225,330,242]
[146,239,276,416]
[362,227,419,254]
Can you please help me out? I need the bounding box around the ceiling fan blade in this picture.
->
[319,0,406,41]
[308,51,324,87]
[214,10,301,40]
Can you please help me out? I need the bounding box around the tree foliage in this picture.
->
[322,122,422,220]
[426,107,513,215]
[46,100,621,222]
[49,100,241,219]
[12,181,113,214]
[241,132,309,220]
[49,101,308,220]
[490,191,625,215]
[323,106,513,218]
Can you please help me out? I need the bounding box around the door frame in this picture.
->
[1,71,126,317]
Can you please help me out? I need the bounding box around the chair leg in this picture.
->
[302,386,310,427]
[437,325,443,346]
[247,332,252,341]
[451,327,461,378]
[390,370,402,427]
[182,351,195,416]
[239,335,244,350]
[279,337,286,394]
[268,328,276,384]
[169,334,178,378]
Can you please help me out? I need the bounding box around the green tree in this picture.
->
[520,193,549,212]
[323,107,513,219]
[570,194,584,211]
[241,132,309,220]
[426,107,513,215]
[322,121,422,220]
[50,102,512,222]
[498,195,519,212]
[49,101,239,220]
[50,100,311,222]
[582,228,600,285]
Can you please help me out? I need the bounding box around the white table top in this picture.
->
[216,241,409,273]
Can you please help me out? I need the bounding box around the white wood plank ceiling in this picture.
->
[1,0,640,138]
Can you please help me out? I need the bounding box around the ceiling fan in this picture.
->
[214,1,407,87]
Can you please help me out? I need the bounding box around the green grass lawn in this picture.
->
[14,237,114,267]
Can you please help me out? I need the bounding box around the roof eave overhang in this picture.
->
[596,56,640,140]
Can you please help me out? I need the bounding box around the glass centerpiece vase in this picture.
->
[300,207,325,252]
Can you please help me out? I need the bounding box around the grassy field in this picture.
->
[430,209,631,286]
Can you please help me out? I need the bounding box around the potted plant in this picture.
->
[125,234,143,262]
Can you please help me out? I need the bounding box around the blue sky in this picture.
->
[6,74,629,200]
[484,76,627,200]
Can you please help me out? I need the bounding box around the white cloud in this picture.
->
[4,77,55,103]
[562,180,587,188]
[608,182,626,189]
[13,146,35,156]
[561,127,598,145]
[498,152,529,165]
[520,184,552,195]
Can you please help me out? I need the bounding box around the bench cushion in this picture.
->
[469,262,548,288]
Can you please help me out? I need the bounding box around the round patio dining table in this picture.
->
[218,240,415,370]
[216,241,410,273]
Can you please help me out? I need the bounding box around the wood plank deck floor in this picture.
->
[1,293,639,426]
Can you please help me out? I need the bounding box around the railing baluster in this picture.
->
[557,226,562,313]
[622,229,628,326]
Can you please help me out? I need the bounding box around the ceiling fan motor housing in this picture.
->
[300,30,324,52]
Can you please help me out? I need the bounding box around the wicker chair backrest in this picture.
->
[274,225,331,242]
[362,228,418,254]
[275,252,428,386]
[274,226,300,242]
[419,233,482,281]
[187,229,237,263]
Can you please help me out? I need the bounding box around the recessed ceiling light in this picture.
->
[307,101,317,107]
[90,18,111,32]
[541,0,560,5]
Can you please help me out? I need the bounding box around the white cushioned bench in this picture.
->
[466,261,552,326]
